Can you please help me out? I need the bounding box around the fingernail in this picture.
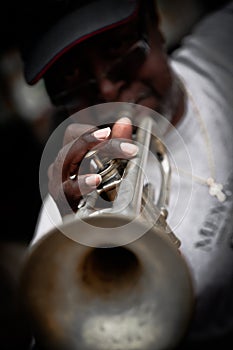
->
[117,116,132,125]
[120,142,138,156]
[93,127,111,140]
[85,174,102,187]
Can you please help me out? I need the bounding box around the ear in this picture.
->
[147,0,160,23]
[152,1,166,45]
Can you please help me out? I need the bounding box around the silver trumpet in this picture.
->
[21,111,194,350]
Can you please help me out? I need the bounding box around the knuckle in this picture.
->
[47,163,54,178]
[63,123,79,144]
[56,144,70,165]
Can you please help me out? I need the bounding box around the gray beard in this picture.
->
[158,72,183,124]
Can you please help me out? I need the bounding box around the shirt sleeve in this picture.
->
[31,194,62,246]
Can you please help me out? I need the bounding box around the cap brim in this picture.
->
[24,0,139,84]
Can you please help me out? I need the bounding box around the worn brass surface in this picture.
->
[21,216,193,350]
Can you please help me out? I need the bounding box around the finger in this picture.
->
[63,127,111,177]
[63,174,102,203]
[111,117,133,140]
[63,123,97,146]
[83,138,139,164]
[48,163,53,180]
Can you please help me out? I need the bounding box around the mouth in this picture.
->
[90,90,159,128]
[135,91,153,104]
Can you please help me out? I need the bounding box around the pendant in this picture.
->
[207,177,226,202]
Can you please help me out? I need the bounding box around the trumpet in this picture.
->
[21,109,194,350]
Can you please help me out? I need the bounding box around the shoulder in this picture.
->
[191,2,233,49]
[171,2,233,105]
[172,2,233,63]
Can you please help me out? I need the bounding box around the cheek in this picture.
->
[139,52,173,94]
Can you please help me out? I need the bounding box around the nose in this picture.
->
[98,77,125,102]
[90,53,125,102]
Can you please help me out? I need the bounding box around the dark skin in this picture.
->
[47,119,136,215]
[44,7,185,216]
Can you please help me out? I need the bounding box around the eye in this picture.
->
[107,40,128,56]
[63,61,92,87]
[103,34,139,58]
[64,67,80,83]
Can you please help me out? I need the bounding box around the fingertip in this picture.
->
[112,117,133,139]
[120,142,138,157]
[92,127,111,140]
[85,174,102,187]
[116,116,132,126]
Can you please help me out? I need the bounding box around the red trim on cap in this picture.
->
[29,8,139,85]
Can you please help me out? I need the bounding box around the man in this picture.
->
[22,0,186,219]
[18,0,233,349]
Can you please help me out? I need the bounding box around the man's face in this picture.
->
[44,15,179,121]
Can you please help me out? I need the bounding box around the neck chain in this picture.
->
[174,82,226,203]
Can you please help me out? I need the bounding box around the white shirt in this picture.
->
[170,2,233,343]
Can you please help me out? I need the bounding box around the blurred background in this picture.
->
[0,0,230,348]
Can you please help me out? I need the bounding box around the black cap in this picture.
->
[20,0,139,85]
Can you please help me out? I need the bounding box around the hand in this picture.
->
[48,117,138,216]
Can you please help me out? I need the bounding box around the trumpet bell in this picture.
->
[21,215,193,350]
